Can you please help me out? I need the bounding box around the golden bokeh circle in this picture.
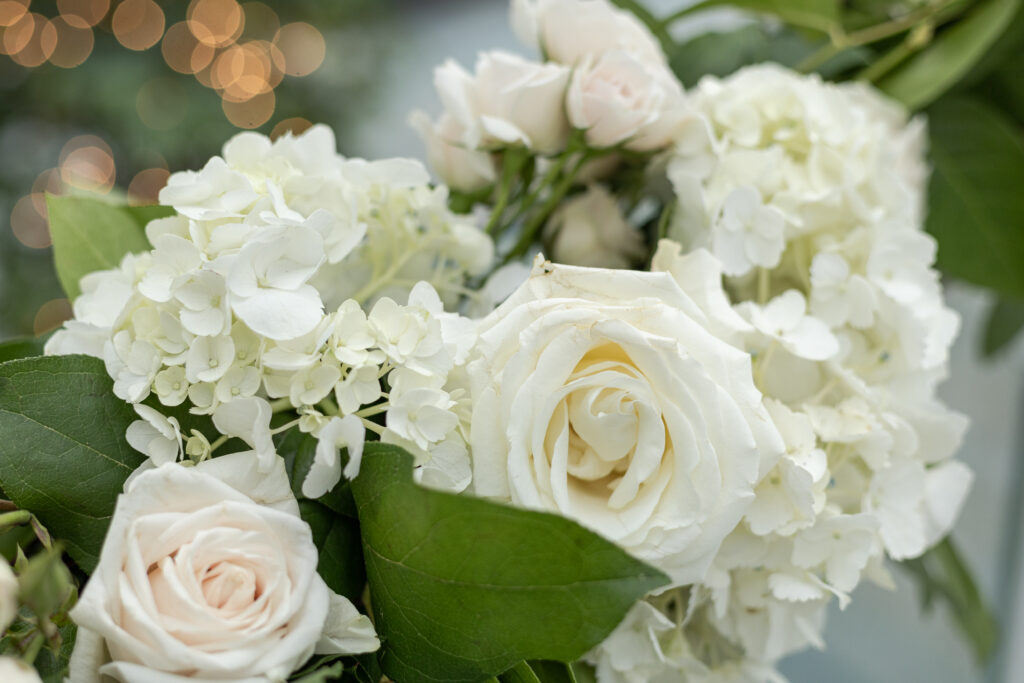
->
[48,16,95,68]
[112,0,165,51]
[128,167,171,205]
[57,0,110,29]
[0,0,28,28]
[33,299,73,336]
[8,13,57,67]
[271,117,312,140]
[273,22,324,77]
[59,135,116,194]
[162,21,202,74]
[11,195,52,249]
[187,0,244,49]
[222,88,274,129]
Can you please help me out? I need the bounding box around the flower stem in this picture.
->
[503,153,591,264]
[485,149,531,238]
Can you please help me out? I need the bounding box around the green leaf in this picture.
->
[351,443,668,683]
[0,339,44,364]
[878,0,1020,110]
[570,662,598,683]
[528,661,577,683]
[46,194,165,300]
[681,0,840,33]
[926,97,1024,296]
[289,661,344,683]
[499,661,542,683]
[669,24,866,87]
[34,620,77,683]
[900,537,998,663]
[982,297,1024,356]
[0,355,145,572]
[298,500,365,604]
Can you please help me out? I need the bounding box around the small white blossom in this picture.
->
[125,405,183,466]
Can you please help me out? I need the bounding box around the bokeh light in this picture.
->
[274,22,324,77]
[112,0,165,51]
[33,298,73,336]
[213,41,279,102]
[222,89,274,128]
[59,135,116,194]
[48,16,95,68]
[128,167,170,204]
[188,0,244,49]
[136,77,189,129]
[0,0,28,28]
[31,168,64,215]
[57,0,110,28]
[240,1,278,41]
[11,195,51,249]
[8,14,57,67]
[271,117,312,140]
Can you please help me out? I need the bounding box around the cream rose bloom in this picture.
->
[467,242,784,584]
[567,49,688,152]
[0,657,43,683]
[434,51,571,154]
[544,184,647,269]
[68,452,378,683]
[511,0,666,67]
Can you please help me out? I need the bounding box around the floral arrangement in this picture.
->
[0,0,1003,681]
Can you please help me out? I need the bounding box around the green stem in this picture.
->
[486,150,531,238]
[796,0,958,73]
[503,153,591,264]
[268,397,293,413]
[23,632,45,665]
[0,509,31,529]
[208,434,229,454]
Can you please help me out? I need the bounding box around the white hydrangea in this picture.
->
[652,63,971,676]
[46,125,487,496]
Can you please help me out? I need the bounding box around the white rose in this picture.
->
[68,452,378,683]
[0,657,43,683]
[566,50,688,152]
[512,0,666,67]
[544,184,647,269]
[0,559,17,634]
[434,51,571,154]
[410,111,497,193]
[467,247,784,584]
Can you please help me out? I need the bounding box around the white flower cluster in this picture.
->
[587,65,970,679]
[46,125,488,497]
[412,0,689,193]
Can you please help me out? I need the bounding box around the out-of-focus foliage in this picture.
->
[0,0,394,340]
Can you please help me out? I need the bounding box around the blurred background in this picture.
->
[0,1,1022,681]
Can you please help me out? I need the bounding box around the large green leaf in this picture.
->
[46,194,172,300]
[299,500,365,604]
[926,97,1024,296]
[878,0,1020,110]
[0,355,145,572]
[0,338,44,364]
[351,443,668,683]
[982,296,1024,356]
